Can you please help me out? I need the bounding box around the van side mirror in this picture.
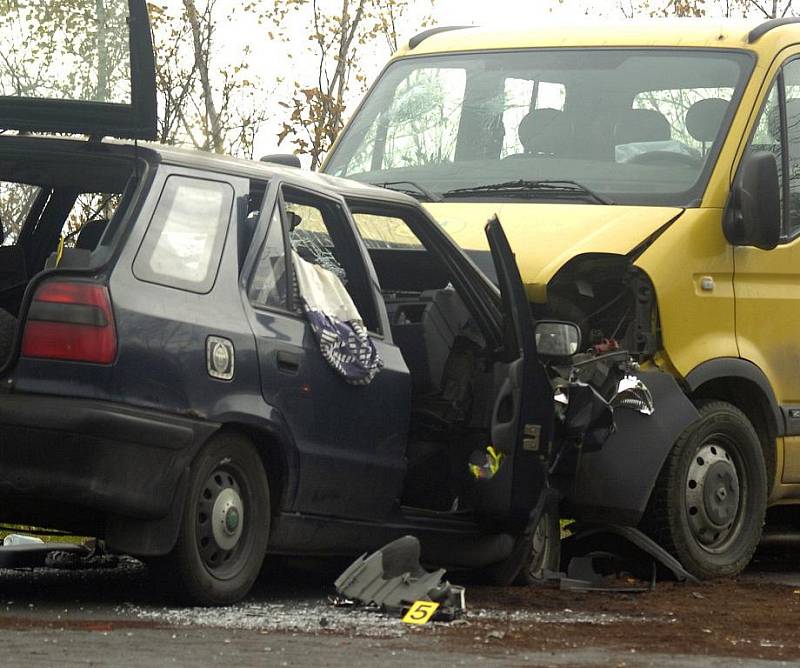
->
[724,151,781,250]
[535,320,581,360]
[260,153,302,169]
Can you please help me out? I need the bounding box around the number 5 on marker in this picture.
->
[402,600,440,625]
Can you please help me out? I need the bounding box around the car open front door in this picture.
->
[0,0,157,139]
[475,216,555,531]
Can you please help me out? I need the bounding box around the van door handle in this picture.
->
[276,350,301,374]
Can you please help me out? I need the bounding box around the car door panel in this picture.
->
[245,184,409,521]
[474,216,553,529]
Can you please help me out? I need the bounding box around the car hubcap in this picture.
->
[686,442,741,549]
[197,469,245,571]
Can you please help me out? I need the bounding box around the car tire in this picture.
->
[642,400,767,579]
[514,506,561,585]
[160,432,270,605]
[482,506,561,586]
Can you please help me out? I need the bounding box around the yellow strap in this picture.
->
[469,445,505,480]
[55,235,65,267]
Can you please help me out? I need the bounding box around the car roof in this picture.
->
[0,134,416,206]
[396,19,800,57]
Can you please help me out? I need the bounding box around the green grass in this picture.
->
[0,524,87,545]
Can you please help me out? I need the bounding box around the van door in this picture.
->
[0,0,156,139]
[474,216,554,530]
[733,54,800,482]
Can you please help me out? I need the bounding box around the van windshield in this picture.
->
[324,49,754,206]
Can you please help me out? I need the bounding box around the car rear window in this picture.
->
[0,0,132,105]
[0,181,39,246]
[133,175,233,293]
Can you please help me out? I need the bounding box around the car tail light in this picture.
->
[21,281,117,364]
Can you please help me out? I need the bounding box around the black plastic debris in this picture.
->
[333,535,465,621]
[0,541,89,569]
[556,524,700,591]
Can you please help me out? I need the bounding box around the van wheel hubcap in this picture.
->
[197,469,245,570]
[686,442,740,549]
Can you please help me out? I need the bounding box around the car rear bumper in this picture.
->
[0,393,217,523]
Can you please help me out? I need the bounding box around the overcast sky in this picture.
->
[240,0,613,158]
[202,0,755,159]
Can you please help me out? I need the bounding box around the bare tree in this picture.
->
[149,0,272,157]
[264,0,434,169]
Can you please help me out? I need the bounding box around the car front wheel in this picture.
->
[643,400,767,579]
[515,507,561,585]
[160,432,270,605]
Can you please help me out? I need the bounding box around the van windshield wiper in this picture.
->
[370,180,442,202]
[442,179,613,205]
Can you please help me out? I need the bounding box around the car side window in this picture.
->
[133,175,233,293]
[282,188,380,333]
[248,205,290,310]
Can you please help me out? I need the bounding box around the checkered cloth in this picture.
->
[293,251,383,385]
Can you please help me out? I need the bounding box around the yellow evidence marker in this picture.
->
[402,600,440,625]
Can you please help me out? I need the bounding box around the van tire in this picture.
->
[642,401,766,579]
[157,432,270,605]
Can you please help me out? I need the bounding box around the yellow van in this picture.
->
[322,18,800,578]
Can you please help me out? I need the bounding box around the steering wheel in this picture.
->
[626,150,702,168]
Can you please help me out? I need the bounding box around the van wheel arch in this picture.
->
[686,359,780,487]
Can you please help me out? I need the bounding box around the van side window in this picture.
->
[133,176,233,293]
[747,61,800,238]
[248,206,290,310]
[749,81,784,232]
[782,59,800,235]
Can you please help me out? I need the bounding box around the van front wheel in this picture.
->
[643,401,766,579]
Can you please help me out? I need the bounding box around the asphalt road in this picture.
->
[1,548,800,667]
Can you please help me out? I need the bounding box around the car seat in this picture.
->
[516,108,573,156]
[613,108,671,145]
[685,98,729,152]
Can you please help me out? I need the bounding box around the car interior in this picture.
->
[0,151,136,366]
[348,209,501,514]
[274,198,502,513]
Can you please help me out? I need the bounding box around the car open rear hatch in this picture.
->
[0,0,156,139]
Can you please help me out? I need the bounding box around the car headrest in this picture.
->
[613,109,671,145]
[75,218,108,251]
[685,98,729,143]
[517,108,568,154]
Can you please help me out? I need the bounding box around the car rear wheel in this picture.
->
[161,432,270,605]
[642,401,767,579]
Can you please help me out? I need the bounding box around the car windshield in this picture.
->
[324,48,754,206]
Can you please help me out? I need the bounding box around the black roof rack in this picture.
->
[748,17,800,43]
[408,25,472,49]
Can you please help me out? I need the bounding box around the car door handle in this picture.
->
[276,350,301,374]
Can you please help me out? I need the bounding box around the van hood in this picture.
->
[423,202,684,302]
